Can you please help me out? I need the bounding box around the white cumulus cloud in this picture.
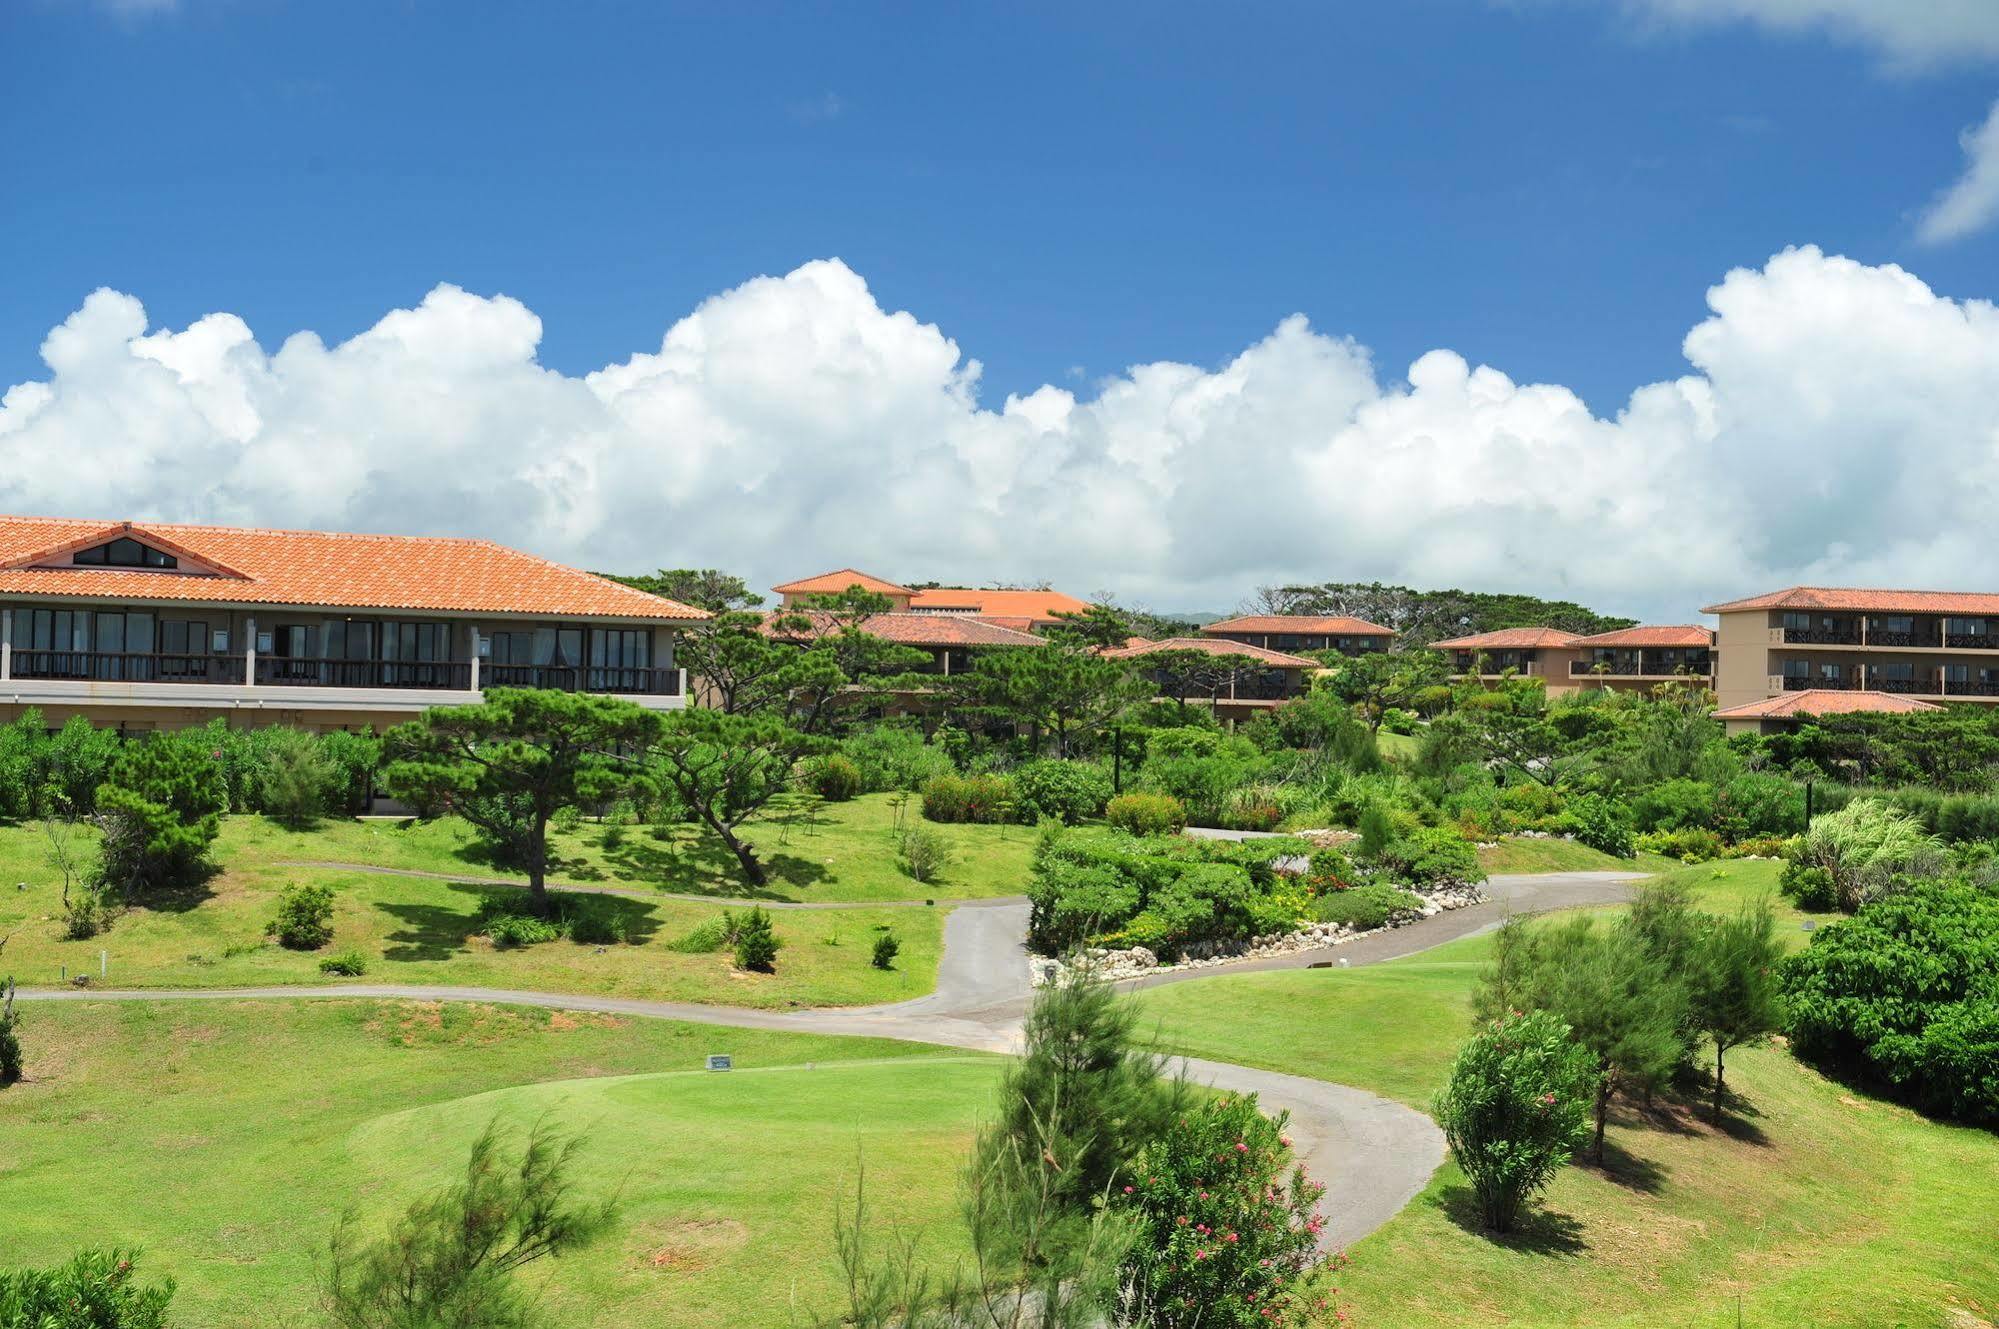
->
[1918,98,1999,244]
[1603,0,1999,70]
[5,248,1999,622]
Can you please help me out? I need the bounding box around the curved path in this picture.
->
[15,870,1641,1250]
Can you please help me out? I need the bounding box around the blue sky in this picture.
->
[4,2,1999,618]
[6,0,1995,410]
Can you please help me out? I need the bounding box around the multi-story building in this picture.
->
[770,569,1088,631]
[1433,625,1713,695]
[0,515,701,731]
[1430,627,1584,685]
[1564,626,1715,691]
[1199,614,1393,655]
[1704,587,1999,710]
[1106,636,1318,723]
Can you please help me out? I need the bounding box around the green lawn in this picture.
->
[1138,929,1999,1328]
[223,791,1036,903]
[1474,836,1676,876]
[0,1000,999,1329]
[0,858,943,1008]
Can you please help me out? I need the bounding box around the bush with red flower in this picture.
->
[1116,1093,1340,1326]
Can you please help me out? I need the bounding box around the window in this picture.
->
[1944,664,1970,683]
[1878,662,1915,682]
[1781,612,1811,631]
[72,537,176,569]
[1872,615,1914,635]
[1782,659,1811,678]
[1818,661,1842,680]
[1947,617,1988,636]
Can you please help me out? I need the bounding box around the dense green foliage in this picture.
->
[0,980,19,1087]
[1103,791,1187,836]
[1256,582,1634,645]
[1790,797,1945,912]
[798,753,862,801]
[94,729,228,899]
[1119,1093,1331,1326]
[732,906,780,972]
[0,1250,174,1328]
[1010,758,1112,825]
[1434,1011,1597,1232]
[1782,879,1999,1124]
[919,772,1016,824]
[266,881,336,950]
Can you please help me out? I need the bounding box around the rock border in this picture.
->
[1029,882,1488,986]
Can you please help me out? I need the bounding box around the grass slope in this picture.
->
[227,791,1036,903]
[0,1000,999,1329]
[1138,928,1999,1328]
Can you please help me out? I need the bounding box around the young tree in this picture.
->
[0,1249,175,1328]
[981,967,1190,1220]
[964,646,1147,756]
[1323,650,1447,732]
[1478,917,1686,1163]
[732,905,780,971]
[1433,1010,1597,1233]
[1434,677,1569,786]
[382,689,653,909]
[94,730,229,899]
[323,1117,616,1329]
[1687,903,1785,1122]
[257,725,339,827]
[645,708,821,886]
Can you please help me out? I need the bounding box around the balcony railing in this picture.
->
[1860,630,1941,649]
[12,650,247,684]
[5,650,681,698]
[256,658,473,690]
[1945,633,1999,650]
[1943,680,1999,697]
[1781,676,1852,691]
[483,664,682,696]
[1570,659,1714,677]
[1782,628,1860,646]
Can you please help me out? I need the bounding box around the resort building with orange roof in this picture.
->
[1105,635,1320,722]
[1200,614,1393,655]
[1704,586,1999,710]
[0,515,703,730]
[1431,625,1714,696]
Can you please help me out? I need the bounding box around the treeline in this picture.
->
[1257,581,1636,644]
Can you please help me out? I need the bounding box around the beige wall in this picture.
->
[1713,611,1776,709]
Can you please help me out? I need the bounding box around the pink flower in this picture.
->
[1236,1142,1249,1152]
[1123,1185,1134,1193]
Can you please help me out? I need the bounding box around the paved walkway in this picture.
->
[15,870,1641,1250]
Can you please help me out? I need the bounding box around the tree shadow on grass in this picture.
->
[126,861,223,915]
[1630,1085,1772,1149]
[374,897,476,962]
[374,882,667,959]
[1436,1184,1589,1256]
[1587,1137,1670,1195]
[602,829,827,901]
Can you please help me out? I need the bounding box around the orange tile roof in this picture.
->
[1202,614,1393,637]
[1702,586,1999,615]
[772,568,914,597]
[906,587,1091,623]
[0,515,704,620]
[1573,625,1714,648]
[1712,690,1944,720]
[765,610,1046,648]
[1430,627,1582,650]
[1105,637,1319,668]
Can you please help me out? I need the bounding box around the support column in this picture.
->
[244,615,257,687]
[1,608,11,682]
[469,626,481,694]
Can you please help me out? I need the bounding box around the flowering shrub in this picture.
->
[1432,1010,1596,1232]
[1117,1093,1335,1327]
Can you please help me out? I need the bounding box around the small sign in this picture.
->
[705,1054,733,1072]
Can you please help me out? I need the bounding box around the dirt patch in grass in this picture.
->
[632,1218,751,1273]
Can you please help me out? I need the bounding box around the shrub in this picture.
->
[1794,797,1946,912]
[1778,860,1838,911]
[266,881,337,950]
[1433,1010,1597,1232]
[839,724,956,793]
[898,826,954,883]
[1715,771,1805,840]
[550,804,584,835]
[1373,826,1484,888]
[318,728,383,816]
[1104,791,1186,836]
[919,773,1015,824]
[484,911,561,948]
[1218,784,1285,832]
[666,916,730,953]
[733,906,779,972]
[1117,1092,1331,1326]
[319,949,371,977]
[799,753,862,802]
[1010,759,1112,825]
[1782,879,1999,1124]
[0,1249,175,1328]
[1634,826,1725,862]
[1559,791,1635,858]
[1312,882,1424,931]
[871,930,901,970]
[1356,801,1399,859]
[1304,844,1358,891]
